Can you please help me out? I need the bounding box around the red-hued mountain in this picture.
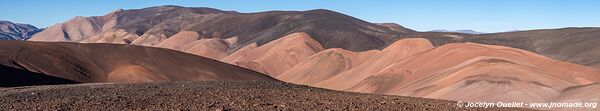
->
[264,35,600,103]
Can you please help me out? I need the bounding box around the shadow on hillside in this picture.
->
[0,65,78,87]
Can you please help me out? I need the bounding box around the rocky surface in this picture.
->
[0,81,532,111]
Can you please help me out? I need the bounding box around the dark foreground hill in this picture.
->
[0,41,275,84]
[0,81,532,111]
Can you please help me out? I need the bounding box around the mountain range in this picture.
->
[2,5,599,110]
[0,21,42,40]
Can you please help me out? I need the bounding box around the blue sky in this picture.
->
[1,0,598,33]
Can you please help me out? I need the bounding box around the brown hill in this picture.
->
[313,38,435,90]
[222,33,324,76]
[29,5,411,52]
[155,31,232,60]
[276,48,379,84]
[344,42,600,102]
[0,41,275,84]
[551,83,600,110]
[28,13,117,42]
[235,34,600,103]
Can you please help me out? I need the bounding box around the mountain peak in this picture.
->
[0,20,41,40]
[145,5,184,9]
[304,9,337,13]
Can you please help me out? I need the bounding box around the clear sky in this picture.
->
[1,0,599,33]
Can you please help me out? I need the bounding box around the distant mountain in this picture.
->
[0,21,42,40]
[428,29,485,34]
[29,5,414,52]
[464,27,600,68]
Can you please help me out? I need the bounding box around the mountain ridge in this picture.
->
[0,21,42,40]
[29,5,413,52]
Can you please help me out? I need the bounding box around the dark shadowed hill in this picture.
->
[463,28,600,68]
[401,28,600,68]
[0,41,275,83]
[0,21,41,40]
[0,65,78,87]
[113,5,237,36]
[29,5,412,51]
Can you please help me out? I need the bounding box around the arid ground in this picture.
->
[0,81,533,110]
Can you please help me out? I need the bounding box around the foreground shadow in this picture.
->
[0,65,78,87]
